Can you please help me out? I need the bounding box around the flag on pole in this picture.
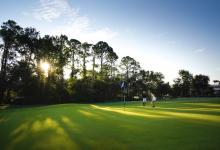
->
[121,81,125,89]
[121,81,126,111]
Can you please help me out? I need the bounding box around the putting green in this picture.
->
[0,98,220,150]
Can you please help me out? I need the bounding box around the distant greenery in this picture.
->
[0,98,220,149]
[0,20,217,104]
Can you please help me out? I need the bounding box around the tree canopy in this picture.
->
[0,20,216,104]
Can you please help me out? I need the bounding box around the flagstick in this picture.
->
[123,93,125,111]
[121,81,126,111]
[123,85,126,111]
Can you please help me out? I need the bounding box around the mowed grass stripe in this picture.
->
[0,98,220,150]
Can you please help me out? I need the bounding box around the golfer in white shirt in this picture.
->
[143,97,147,106]
[151,93,157,107]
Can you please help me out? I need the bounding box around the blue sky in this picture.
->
[0,0,220,83]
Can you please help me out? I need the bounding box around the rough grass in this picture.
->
[0,98,220,150]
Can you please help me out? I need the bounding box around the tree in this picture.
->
[193,74,210,96]
[120,56,139,80]
[120,56,140,98]
[155,82,171,98]
[2,19,217,104]
[172,70,193,97]
[93,41,110,74]
[137,70,167,97]
[97,46,119,79]
[36,35,55,79]
[54,35,69,81]
[91,45,98,79]
[106,48,118,77]
[0,20,124,103]
[0,20,22,103]
[53,35,70,101]
[172,78,182,97]
[68,39,81,78]
[8,61,41,103]
[213,80,220,85]
[17,27,40,64]
[80,42,92,78]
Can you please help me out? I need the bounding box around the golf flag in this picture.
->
[121,81,125,89]
[121,81,126,111]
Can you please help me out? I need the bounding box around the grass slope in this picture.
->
[0,98,220,150]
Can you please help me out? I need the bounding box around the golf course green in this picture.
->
[1,98,220,150]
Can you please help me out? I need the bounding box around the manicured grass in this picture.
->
[1,98,220,150]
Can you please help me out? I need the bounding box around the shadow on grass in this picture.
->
[1,104,131,150]
[1,101,220,150]
[6,118,79,150]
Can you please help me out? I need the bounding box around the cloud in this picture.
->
[33,0,75,21]
[86,28,118,41]
[52,26,118,43]
[194,48,206,53]
[28,0,118,43]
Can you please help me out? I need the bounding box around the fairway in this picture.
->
[1,98,220,150]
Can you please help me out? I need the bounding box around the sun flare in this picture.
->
[40,61,50,77]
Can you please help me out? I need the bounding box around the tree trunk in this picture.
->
[110,62,113,77]
[100,55,103,73]
[83,50,86,78]
[92,54,95,79]
[28,51,33,64]
[71,52,75,78]
[0,44,9,103]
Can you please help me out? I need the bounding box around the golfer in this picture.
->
[151,93,157,107]
[142,91,147,106]
[143,97,147,106]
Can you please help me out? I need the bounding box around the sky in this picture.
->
[0,0,220,83]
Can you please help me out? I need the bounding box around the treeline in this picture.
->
[0,20,217,104]
[172,70,215,97]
